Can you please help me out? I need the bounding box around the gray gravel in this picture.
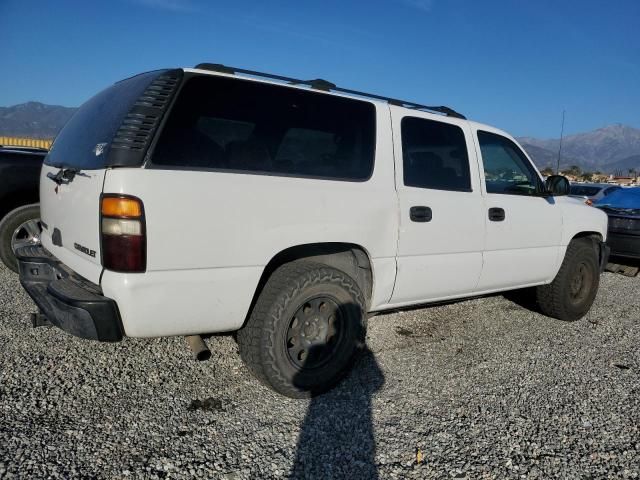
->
[1,264,639,479]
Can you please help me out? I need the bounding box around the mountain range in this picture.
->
[0,102,76,139]
[517,124,640,174]
[1,102,639,174]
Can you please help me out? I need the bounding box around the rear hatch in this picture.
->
[40,69,182,283]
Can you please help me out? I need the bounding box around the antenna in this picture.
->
[556,110,565,174]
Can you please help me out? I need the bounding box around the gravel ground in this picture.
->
[1,265,639,479]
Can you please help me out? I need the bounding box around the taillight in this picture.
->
[101,195,146,272]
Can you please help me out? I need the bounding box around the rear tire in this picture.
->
[536,238,600,321]
[237,261,367,398]
[0,204,41,273]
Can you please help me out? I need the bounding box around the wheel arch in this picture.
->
[571,231,603,242]
[551,231,606,282]
[242,242,374,328]
[570,231,604,256]
[564,231,607,272]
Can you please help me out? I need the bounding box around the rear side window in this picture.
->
[152,75,376,181]
[45,71,162,170]
[401,117,471,192]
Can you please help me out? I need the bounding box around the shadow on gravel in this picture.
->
[502,288,540,313]
[289,348,384,479]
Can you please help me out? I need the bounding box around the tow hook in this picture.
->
[31,312,52,328]
[185,335,211,361]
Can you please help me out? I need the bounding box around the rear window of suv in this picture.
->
[45,71,162,170]
[151,75,376,181]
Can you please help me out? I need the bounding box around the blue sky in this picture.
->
[1,0,638,138]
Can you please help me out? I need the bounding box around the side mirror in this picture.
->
[544,175,570,196]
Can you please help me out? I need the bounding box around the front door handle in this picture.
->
[410,206,432,222]
[488,207,505,222]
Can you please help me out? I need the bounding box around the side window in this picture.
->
[275,129,341,177]
[152,75,376,181]
[401,117,471,192]
[477,131,541,195]
[196,118,255,148]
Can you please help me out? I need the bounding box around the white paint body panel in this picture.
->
[39,164,105,284]
[389,107,485,303]
[468,124,607,290]
[101,102,398,336]
[36,68,609,338]
[557,195,608,245]
[478,191,563,290]
[101,266,263,337]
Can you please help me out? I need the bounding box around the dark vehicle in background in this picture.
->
[0,145,45,272]
[570,183,621,203]
[595,187,640,260]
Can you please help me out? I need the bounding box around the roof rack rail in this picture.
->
[193,63,466,119]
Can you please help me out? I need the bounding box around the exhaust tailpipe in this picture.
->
[185,335,211,361]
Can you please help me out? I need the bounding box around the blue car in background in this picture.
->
[595,188,640,260]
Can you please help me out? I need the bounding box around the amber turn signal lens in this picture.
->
[102,196,143,218]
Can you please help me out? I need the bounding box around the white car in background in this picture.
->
[570,183,622,203]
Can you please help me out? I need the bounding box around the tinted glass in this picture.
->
[45,71,161,169]
[570,185,602,196]
[152,75,376,180]
[401,117,471,191]
[478,131,541,195]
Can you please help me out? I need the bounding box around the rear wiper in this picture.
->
[46,167,87,185]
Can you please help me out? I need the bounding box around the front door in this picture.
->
[473,128,563,291]
[390,108,485,305]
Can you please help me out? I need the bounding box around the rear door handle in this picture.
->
[410,206,432,222]
[488,207,505,222]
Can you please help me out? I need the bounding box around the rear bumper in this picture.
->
[17,246,123,342]
[607,232,640,260]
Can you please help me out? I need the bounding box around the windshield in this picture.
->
[45,71,162,170]
[570,185,601,196]
[595,187,640,214]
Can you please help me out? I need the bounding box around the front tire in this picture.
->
[0,204,41,273]
[237,261,367,398]
[536,238,600,321]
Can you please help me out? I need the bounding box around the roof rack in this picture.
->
[194,63,466,120]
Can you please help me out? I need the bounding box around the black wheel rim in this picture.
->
[285,296,345,370]
[569,261,594,304]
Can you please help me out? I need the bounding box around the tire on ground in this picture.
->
[536,237,600,321]
[0,204,40,273]
[237,260,367,398]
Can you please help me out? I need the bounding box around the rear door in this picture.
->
[40,71,170,283]
[389,108,485,305]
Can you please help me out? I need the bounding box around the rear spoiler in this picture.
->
[107,69,184,167]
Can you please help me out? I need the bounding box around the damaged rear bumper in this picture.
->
[17,246,123,342]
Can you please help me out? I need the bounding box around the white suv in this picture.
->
[18,64,609,397]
